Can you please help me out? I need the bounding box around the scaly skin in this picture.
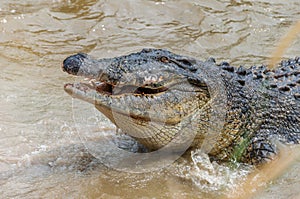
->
[62,49,300,164]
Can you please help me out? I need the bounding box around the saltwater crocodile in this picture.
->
[62,49,300,164]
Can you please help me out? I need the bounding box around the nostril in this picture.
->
[62,53,86,75]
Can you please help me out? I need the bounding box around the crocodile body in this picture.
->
[62,49,300,164]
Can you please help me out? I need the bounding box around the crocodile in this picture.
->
[62,48,300,164]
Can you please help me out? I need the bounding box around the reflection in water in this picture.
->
[0,0,299,198]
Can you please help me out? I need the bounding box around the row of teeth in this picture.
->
[83,78,102,87]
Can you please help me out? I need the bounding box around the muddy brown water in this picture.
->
[0,0,300,198]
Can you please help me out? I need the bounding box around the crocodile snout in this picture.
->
[62,53,87,75]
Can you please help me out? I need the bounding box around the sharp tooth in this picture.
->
[89,79,102,88]
[92,82,98,87]
[89,79,94,86]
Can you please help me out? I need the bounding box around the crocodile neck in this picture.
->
[207,59,300,164]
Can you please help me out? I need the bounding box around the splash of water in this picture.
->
[174,149,255,196]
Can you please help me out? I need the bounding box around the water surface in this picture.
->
[0,0,300,198]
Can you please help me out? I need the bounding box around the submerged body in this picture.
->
[62,49,300,164]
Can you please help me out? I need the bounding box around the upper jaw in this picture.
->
[62,50,199,99]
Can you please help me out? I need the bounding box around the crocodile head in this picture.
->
[63,49,211,150]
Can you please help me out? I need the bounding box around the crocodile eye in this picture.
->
[160,56,169,63]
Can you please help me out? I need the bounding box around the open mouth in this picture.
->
[65,78,169,97]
